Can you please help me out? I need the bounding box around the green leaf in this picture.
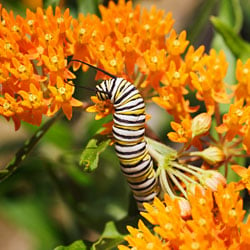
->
[217,0,243,32]
[79,135,111,172]
[91,221,126,250]
[54,240,87,250]
[211,16,250,62]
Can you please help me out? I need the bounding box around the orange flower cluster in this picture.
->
[0,5,82,130]
[119,184,250,250]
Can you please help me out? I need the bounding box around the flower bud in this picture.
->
[191,113,211,138]
[201,170,226,191]
[176,197,191,218]
[190,146,224,165]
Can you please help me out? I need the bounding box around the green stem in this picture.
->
[0,111,63,182]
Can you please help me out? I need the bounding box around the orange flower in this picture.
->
[167,118,192,143]
[18,83,48,126]
[216,99,247,140]
[231,165,250,193]
[165,30,189,56]
[190,49,230,115]
[235,59,250,102]
[8,56,34,81]
[163,60,188,88]
[185,45,205,72]
[0,93,23,130]
[142,45,167,74]
[152,86,197,121]
[99,51,125,77]
[48,77,83,119]
[214,183,245,227]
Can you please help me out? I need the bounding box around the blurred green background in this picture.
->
[0,0,250,249]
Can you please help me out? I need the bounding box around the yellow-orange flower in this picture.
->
[216,99,247,140]
[167,119,192,143]
[235,59,250,102]
[166,30,189,56]
[18,83,48,126]
[231,165,250,193]
[48,77,82,119]
[0,93,23,130]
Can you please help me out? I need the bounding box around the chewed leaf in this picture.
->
[54,240,87,250]
[79,136,111,172]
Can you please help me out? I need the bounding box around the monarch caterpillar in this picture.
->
[69,60,160,211]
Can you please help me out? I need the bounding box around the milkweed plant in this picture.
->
[0,0,250,249]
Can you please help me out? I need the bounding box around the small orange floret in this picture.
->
[167,118,192,143]
[231,165,250,193]
[48,77,82,120]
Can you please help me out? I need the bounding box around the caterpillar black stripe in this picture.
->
[96,78,160,211]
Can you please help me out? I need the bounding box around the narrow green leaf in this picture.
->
[232,0,243,33]
[91,221,126,250]
[217,0,243,32]
[79,135,111,172]
[54,240,87,250]
[211,16,250,62]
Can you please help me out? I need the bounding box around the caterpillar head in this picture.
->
[96,80,111,101]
